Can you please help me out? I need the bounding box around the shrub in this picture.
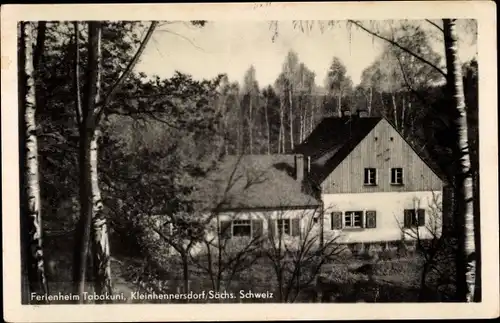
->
[378,249,394,260]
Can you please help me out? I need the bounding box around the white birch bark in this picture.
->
[20,21,50,301]
[443,18,476,302]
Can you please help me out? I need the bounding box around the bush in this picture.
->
[379,248,398,260]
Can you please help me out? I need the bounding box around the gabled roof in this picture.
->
[295,116,382,183]
[294,116,448,185]
[202,155,322,211]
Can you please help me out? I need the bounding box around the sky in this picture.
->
[135,20,477,88]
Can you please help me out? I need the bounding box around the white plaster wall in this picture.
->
[190,208,321,255]
[322,191,443,244]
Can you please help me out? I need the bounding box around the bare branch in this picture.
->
[349,20,447,78]
[394,51,430,106]
[97,21,158,122]
[425,19,444,32]
[73,22,83,126]
[155,28,206,52]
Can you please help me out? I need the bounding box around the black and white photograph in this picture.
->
[1,2,498,322]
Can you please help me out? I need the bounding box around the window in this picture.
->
[344,211,363,228]
[277,219,291,235]
[404,209,425,228]
[364,168,377,185]
[391,168,404,185]
[332,211,377,229]
[232,220,251,237]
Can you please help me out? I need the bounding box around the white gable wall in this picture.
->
[322,191,443,243]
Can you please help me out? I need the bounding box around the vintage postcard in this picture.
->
[1,1,498,322]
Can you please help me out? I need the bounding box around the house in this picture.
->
[197,154,323,251]
[294,111,447,245]
[154,112,447,254]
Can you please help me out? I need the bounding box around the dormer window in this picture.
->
[391,168,404,185]
[364,168,377,186]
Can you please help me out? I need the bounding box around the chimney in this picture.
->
[295,154,304,182]
[357,109,369,118]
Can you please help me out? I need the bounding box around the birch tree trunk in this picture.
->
[337,93,342,117]
[264,96,271,155]
[401,95,406,135]
[73,22,112,301]
[248,95,253,154]
[443,18,476,302]
[310,102,315,134]
[20,21,49,301]
[236,107,242,155]
[90,130,113,299]
[288,89,294,151]
[298,96,303,142]
[392,93,398,129]
[278,100,285,153]
[368,87,373,115]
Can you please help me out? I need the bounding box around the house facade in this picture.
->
[295,113,446,245]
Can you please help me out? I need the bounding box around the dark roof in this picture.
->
[294,116,448,184]
[295,116,382,183]
[202,155,322,211]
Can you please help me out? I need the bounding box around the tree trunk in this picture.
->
[264,96,271,155]
[392,93,398,129]
[279,100,285,153]
[401,94,406,135]
[73,22,83,124]
[368,87,373,115]
[182,253,190,293]
[19,21,50,301]
[73,22,113,302]
[337,94,342,117]
[418,263,430,301]
[90,132,113,300]
[288,89,294,150]
[248,95,253,154]
[443,18,476,302]
[221,97,228,155]
[298,96,303,142]
[236,117,241,155]
[310,102,315,134]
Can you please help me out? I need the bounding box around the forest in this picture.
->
[19,19,479,304]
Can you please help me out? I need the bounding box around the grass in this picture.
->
[316,257,423,303]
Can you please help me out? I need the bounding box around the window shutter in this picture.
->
[291,218,300,237]
[252,219,263,238]
[220,220,232,238]
[360,212,365,228]
[417,209,425,226]
[403,210,411,228]
[268,218,275,239]
[331,212,343,229]
[366,211,376,228]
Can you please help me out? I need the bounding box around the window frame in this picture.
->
[407,210,418,227]
[391,167,404,185]
[364,168,377,186]
[343,211,363,229]
[232,219,252,237]
[404,209,425,228]
[276,218,292,236]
